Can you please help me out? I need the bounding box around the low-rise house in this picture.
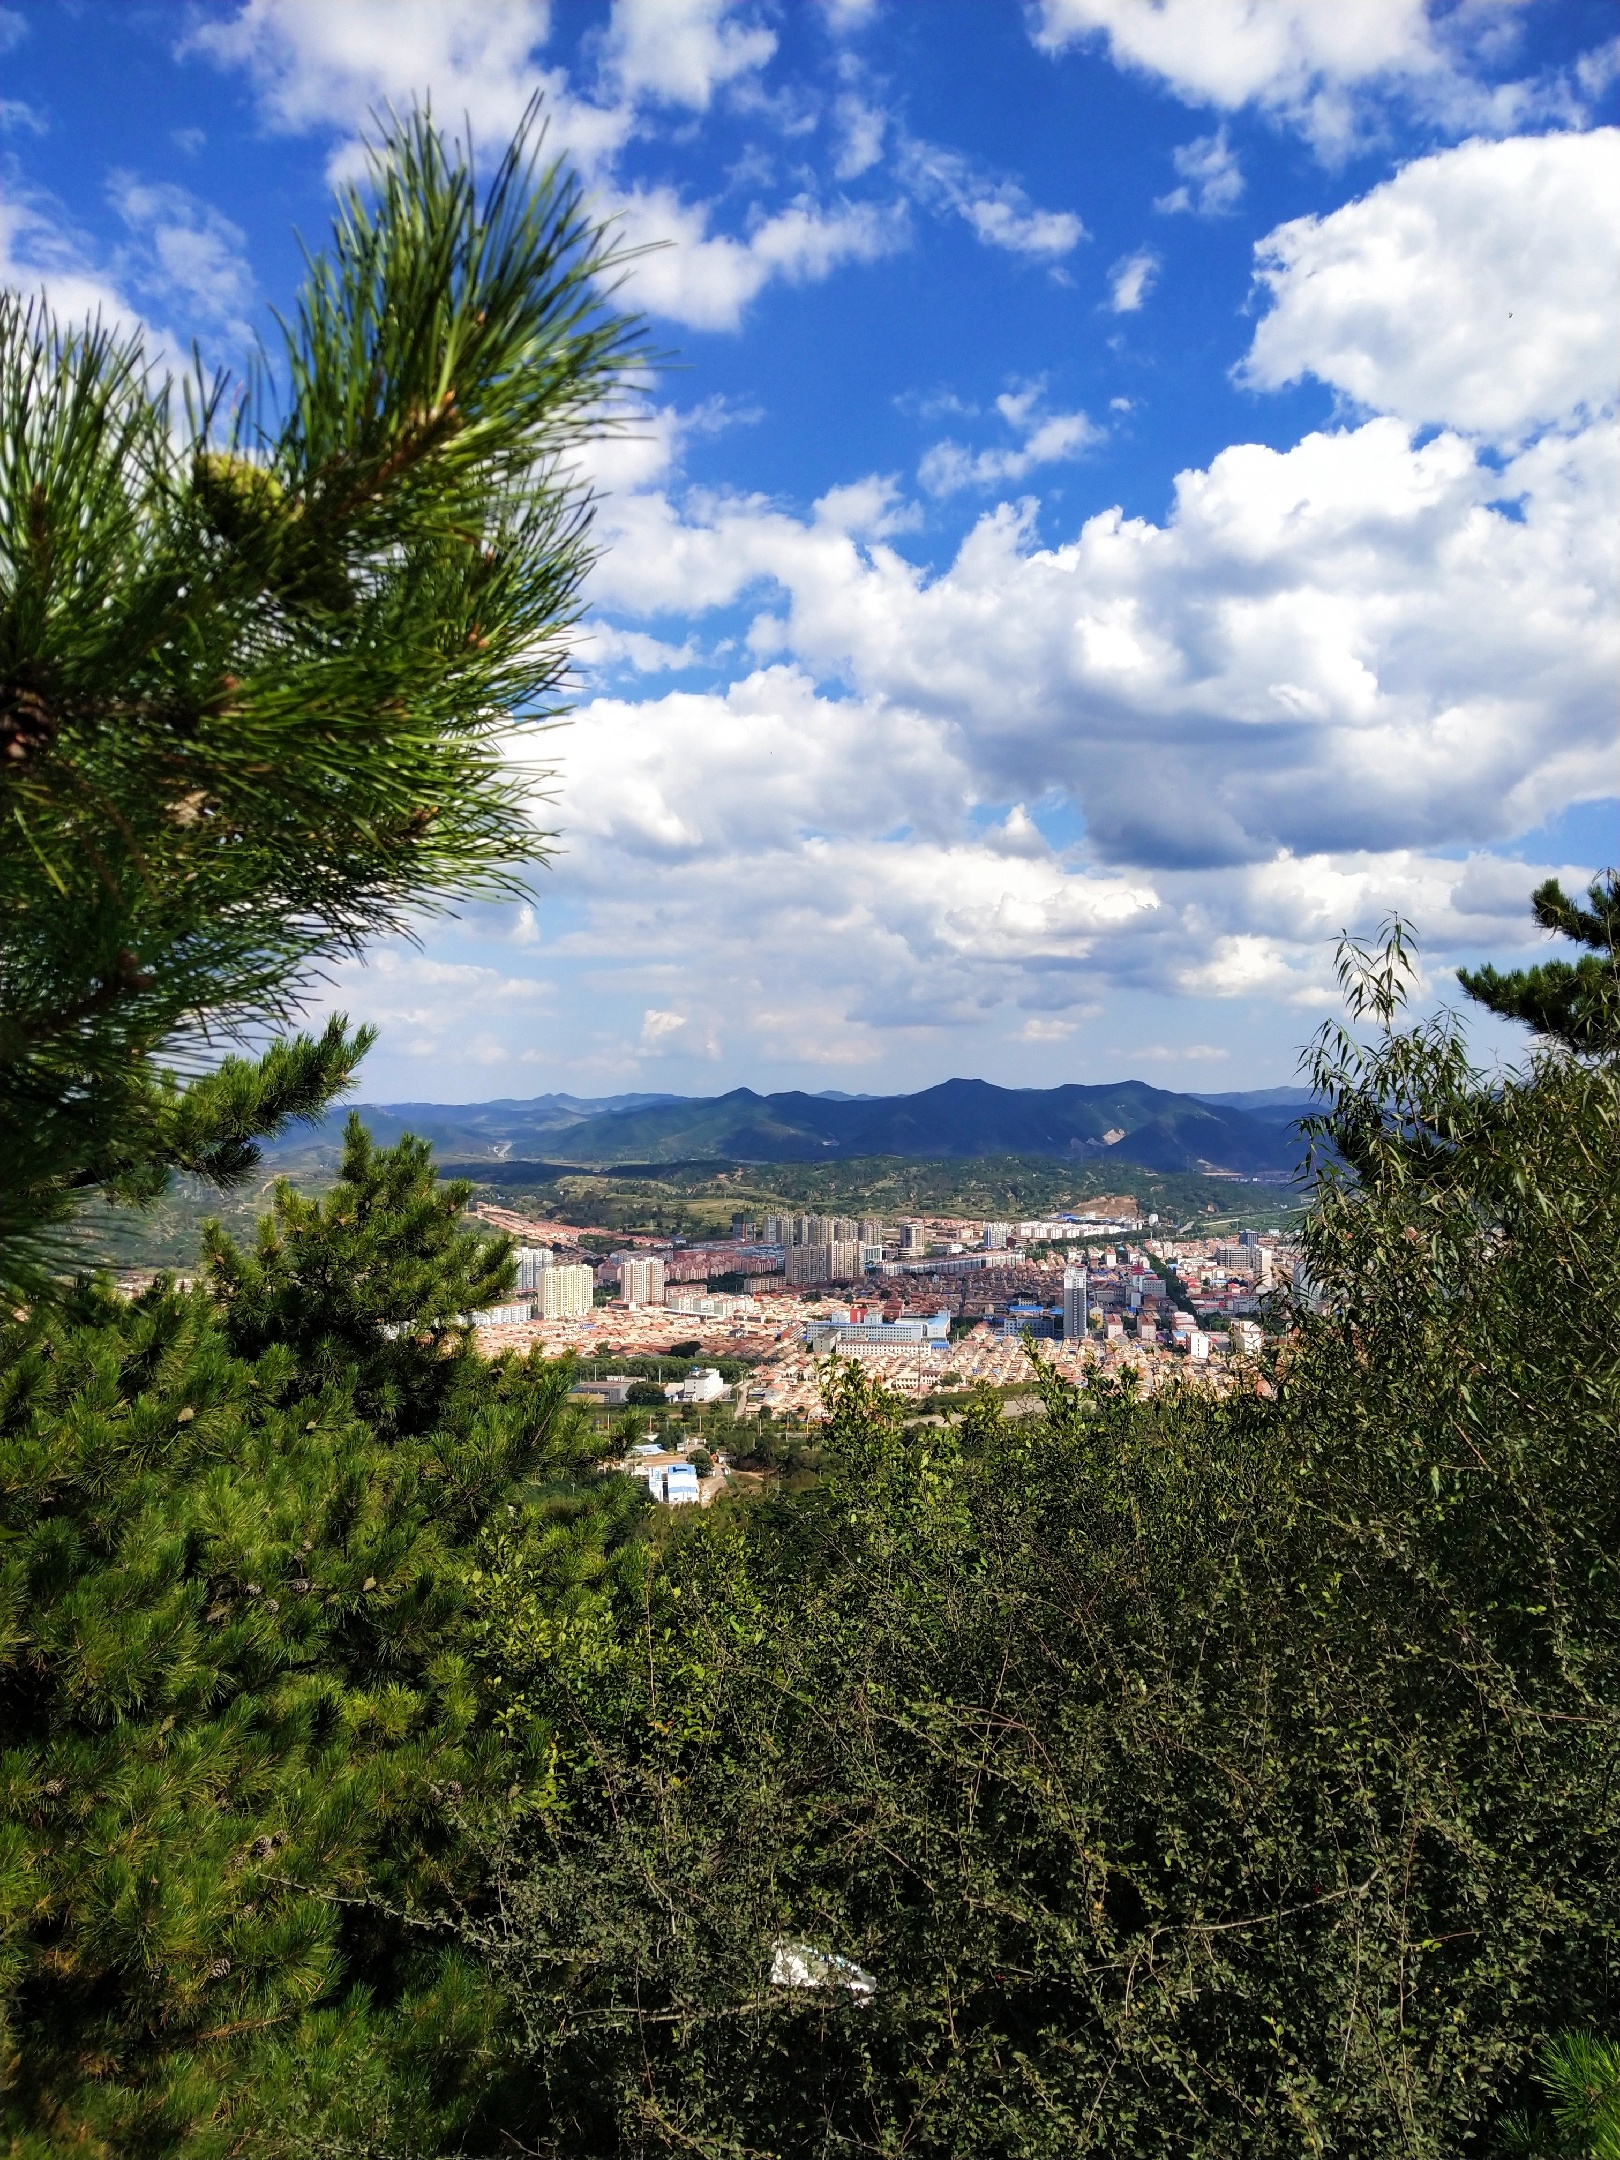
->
[665,1366,727,1404]
[571,1375,634,1407]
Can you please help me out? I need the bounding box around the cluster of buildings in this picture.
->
[465,1200,1299,1453]
[471,1243,595,1325]
[583,1204,1155,1302]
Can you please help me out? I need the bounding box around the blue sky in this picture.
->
[4,0,1616,1101]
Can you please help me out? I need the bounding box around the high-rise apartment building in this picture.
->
[859,1218,885,1249]
[825,1240,863,1282]
[785,1245,830,1286]
[1062,1264,1089,1341]
[536,1263,594,1318]
[619,1255,666,1306]
[515,1246,554,1291]
[900,1220,926,1255]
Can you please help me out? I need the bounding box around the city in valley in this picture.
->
[467,1198,1297,1505]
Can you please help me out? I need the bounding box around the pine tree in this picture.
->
[0,1128,601,2156]
[0,106,641,1296]
[204,1113,520,1435]
[1458,870,1620,1053]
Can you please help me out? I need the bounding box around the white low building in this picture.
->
[633,1458,702,1506]
[665,1366,727,1404]
[666,1293,759,1319]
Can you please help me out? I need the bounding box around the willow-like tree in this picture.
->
[0,103,641,1296]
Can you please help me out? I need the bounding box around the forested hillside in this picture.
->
[271,1075,1305,1176]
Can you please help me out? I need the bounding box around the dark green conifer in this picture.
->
[0,106,641,1297]
[0,1129,596,2156]
[1458,870,1620,1053]
[205,1113,517,1434]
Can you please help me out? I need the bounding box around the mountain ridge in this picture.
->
[270,1076,1311,1179]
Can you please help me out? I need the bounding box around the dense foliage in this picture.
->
[0,1126,610,2156]
[0,107,639,1295]
[464,932,1619,2157]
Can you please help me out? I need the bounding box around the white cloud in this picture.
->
[1108,245,1160,311]
[1242,128,1620,444]
[106,173,256,336]
[507,656,1604,1076]
[581,623,702,674]
[640,1006,691,1044]
[919,383,1102,495]
[820,0,881,29]
[602,0,775,110]
[186,0,630,173]
[1030,0,1605,158]
[189,0,907,330]
[0,98,47,136]
[1032,0,1440,108]
[1155,126,1243,215]
[0,181,175,360]
[582,400,1617,884]
[899,137,1086,257]
[578,132,1617,907]
[832,92,887,179]
[317,948,553,1066]
[608,183,905,331]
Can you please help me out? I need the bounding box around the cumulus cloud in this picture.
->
[580,131,1617,899]
[1108,246,1160,311]
[1155,127,1243,216]
[1029,0,1605,157]
[602,0,775,111]
[1242,127,1620,444]
[188,0,900,328]
[507,654,1604,1079]
[919,385,1102,495]
[580,623,702,675]
[589,408,1616,874]
[610,184,905,332]
[187,0,630,173]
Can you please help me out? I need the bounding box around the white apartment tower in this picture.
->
[1062,1264,1090,1342]
[619,1255,666,1307]
[536,1263,594,1319]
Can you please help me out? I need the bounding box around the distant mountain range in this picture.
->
[273,1079,1321,1180]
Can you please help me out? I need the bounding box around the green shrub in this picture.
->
[468,933,1620,2157]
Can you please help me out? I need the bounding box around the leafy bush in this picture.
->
[467,932,1619,2156]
